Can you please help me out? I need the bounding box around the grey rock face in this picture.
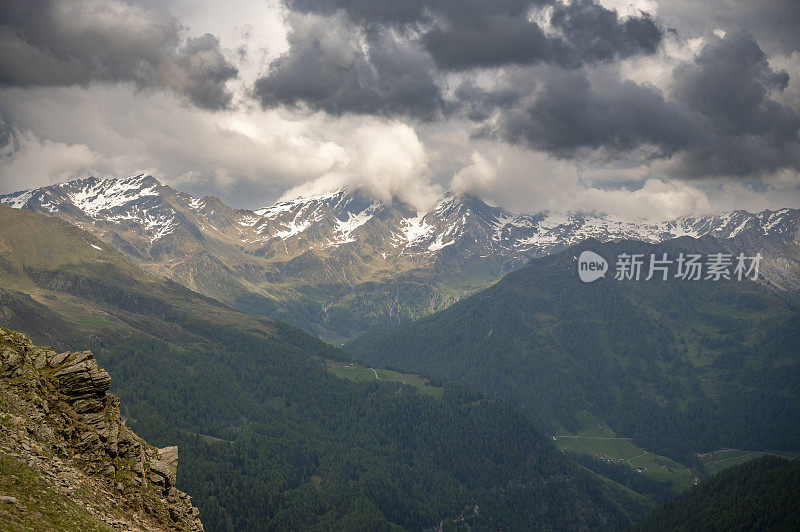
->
[0,325,203,531]
[52,352,112,395]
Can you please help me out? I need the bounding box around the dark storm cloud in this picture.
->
[421,12,551,70]
[673,32,790,135]
[284,0,661,70]
[670,32,800,177]
[423,0,660,70]
[177,34,239,110]
[454,81,522,122]
[0,120,15,152]
[286,0,428,26]
[549,0,661,67]
[0,0,237,109]
[471,67,703,157]
[253,14,443,119]
[255,0,661,116]
[468,32,800,178]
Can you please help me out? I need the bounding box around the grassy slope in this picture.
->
[553,422,695,489]
[326,361,444,398]
[0,206,333,355]
[0,452,112,532]
[698,449,800,475]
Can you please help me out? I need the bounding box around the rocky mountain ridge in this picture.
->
[0,325,202,531]
[2,175,798,339]
[3,174,797,264]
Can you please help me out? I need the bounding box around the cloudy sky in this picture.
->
[1,0,799,218]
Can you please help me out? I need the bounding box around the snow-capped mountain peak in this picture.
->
[66,174,159,215]
[1,173,160,215]
[2,176,798,287]
[1,174,180,246]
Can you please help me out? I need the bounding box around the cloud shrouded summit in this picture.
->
[0,0,799,217]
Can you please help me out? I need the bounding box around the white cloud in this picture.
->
[0,129,100,191]
[0,85,339,204]
[567,178,712,219]
[616,31,705,95]
[451,152,497,195]
[447,141,799,219]
[448,143,579,212]
[597,0,660,19]
[0,85,441,210]
[280,120,441,211]
[697,173,800,213]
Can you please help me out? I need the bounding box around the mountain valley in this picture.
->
[0,204,653,530]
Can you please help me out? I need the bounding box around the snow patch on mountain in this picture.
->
[728,218,751,238]
[272,217,312,239]
[662,220,702,239]
[256,189,348,218]
[428,234,456,252]
[67,175,158,217]
[105,205,177,243]
[188,197,206,210]
[0,189,33,209]
[760,209,791,234]
[491,213,518,242]
[328,203,381,246]
[238,214,261,227]
[254,202,295,218]
[397,212,435,247]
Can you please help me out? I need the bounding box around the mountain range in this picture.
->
[3,174,799,340]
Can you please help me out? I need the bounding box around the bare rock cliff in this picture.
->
[0,325,203,530]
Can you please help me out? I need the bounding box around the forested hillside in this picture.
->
[0,205,646,530]
[349,238,800,463]
[635,456,800,530]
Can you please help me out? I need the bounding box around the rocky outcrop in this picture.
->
[0,326,203,530]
